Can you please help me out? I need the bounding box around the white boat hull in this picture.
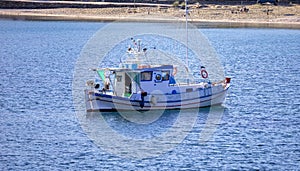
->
[85,84,230,112]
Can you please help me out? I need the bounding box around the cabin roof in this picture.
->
[96,65,173,73]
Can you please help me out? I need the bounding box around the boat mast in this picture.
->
[185,0,189,83]
[185,0,188,68]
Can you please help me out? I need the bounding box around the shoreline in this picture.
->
[1,12,299,29]
[0,3,299,29]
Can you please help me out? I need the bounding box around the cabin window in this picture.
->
[141,71,152,81]
[162,71,170,81]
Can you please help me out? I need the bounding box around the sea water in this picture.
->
[0,20,299,170]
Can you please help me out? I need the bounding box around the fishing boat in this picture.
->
[84,1,231,112]
[84,39,230,112]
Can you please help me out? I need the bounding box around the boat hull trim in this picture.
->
[85,84,230,112]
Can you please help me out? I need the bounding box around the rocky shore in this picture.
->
[0,0,299,28]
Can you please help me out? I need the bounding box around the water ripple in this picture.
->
[0,21,299,170]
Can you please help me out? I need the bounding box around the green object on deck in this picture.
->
[97,70,105,81]
[124,92,131,97]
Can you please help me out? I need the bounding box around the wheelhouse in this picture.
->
[107,65,175,98]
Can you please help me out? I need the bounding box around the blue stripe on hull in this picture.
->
[94,89,226,104]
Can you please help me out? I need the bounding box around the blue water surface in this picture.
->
[0,20,299,170]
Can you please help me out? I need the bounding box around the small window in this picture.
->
[141,71,152,81]
[186,88,193,92]
[155,74,162,81]
[162,71,170,81]
[116,75,122,82]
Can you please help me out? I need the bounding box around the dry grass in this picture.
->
[31,4,300,22]
[0,4,299,25]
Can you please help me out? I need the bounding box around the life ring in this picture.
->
[172,67,177,76]
[201,70,208,79]
[155,74,162,81]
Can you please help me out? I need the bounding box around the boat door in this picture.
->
[124,73,132,97]
[114,71,132,97]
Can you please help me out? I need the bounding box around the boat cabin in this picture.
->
[112,65,176,97]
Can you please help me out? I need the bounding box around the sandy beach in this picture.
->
[0,1,299,28]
